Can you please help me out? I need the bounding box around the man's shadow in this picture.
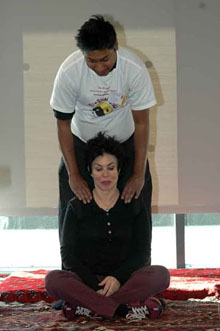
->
[105,15,164,210]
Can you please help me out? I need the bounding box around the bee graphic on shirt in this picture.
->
[93,102,113,117]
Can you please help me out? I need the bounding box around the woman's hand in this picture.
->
[96,276,120,296]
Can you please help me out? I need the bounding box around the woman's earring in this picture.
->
[88,166,92,176]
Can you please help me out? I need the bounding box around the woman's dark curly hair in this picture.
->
[86,132,124,174]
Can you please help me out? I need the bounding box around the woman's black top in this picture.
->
[61,196,151,291]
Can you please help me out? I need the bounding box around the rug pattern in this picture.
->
[0,298,220,330]
[1,268,220,304]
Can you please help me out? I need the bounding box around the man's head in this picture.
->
[75,15,118,76]
[75,15,117,52]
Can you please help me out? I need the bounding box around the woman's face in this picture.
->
[91,153,119,192]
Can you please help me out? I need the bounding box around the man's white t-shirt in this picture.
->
[50,47,156,142]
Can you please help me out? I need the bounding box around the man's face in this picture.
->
[84,48,117,76]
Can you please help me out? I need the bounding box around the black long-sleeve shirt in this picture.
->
[61,197,151,291]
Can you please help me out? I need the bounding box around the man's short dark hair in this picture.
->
[86,132,124,174]
[75,15,117,52]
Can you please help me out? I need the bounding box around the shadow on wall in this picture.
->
[108,15,164,208]
[0,167,11,187]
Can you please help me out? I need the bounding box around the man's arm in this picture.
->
[121,108,150,203]
[57,119,92,203]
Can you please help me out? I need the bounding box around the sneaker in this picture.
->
[126,305,150,321]
[126,296,164,321]
[52,299,63,310]
[143,296,164,319]
[155,296,166,309]
[62,302,98,320]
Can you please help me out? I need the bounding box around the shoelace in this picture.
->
[75,306,92,317]
[126,305,149,321]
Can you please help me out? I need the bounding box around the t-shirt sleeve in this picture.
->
[61,201,100,291]
[50,67,78,114]
[53,109,74,120]
[128,65,156,111]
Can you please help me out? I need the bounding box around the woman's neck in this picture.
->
[93,187,119,212]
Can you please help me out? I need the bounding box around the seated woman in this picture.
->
[45,132,170,321]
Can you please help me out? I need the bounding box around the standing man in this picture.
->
[50,15,156,251]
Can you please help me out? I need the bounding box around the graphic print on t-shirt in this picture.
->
[89,88,127,118]
[93,102,113,117]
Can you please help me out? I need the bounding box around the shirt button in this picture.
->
[107,222,111,226]
[108,230,112,234]
[106,213,109,216]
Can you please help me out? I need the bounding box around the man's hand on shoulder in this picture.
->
[69,173,92,204]
[121,174,145,203]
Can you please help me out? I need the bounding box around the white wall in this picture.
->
[0,2,25,208]
[176,0,220,212]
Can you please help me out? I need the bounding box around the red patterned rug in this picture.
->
[0,297,220,330]
[0,268,220,303]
